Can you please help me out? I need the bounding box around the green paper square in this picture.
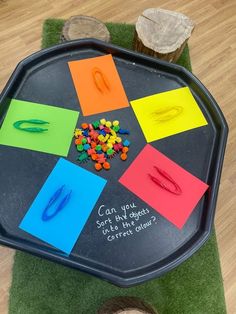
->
[0,99,79,156]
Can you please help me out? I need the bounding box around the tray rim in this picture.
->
[0,38,228,287]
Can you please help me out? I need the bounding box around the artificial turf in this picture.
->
[8,19,226,314]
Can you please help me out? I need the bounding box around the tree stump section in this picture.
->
[97,296,157,314]
[134,8,195,62]
[61,15,110,42]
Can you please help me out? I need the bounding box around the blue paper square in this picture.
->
[19,158,107,254]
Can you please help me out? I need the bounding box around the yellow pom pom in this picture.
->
[116,137,122,143]
[105,121,112,128]
[113,120,119,126]
[100,118,106,125]
[107,143,113,148]
[98,135,105,141]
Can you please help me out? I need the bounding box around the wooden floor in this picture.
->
[0,0,235,313]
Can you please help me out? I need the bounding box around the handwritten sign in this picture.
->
[95,201,158,242]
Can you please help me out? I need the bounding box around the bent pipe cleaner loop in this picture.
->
[148,166,182,195]
[42,185,72,221]
[152,106,183,122]
[92,67,111,93]
[13,119,49,133]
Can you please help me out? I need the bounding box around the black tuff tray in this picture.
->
[0,39,228,287]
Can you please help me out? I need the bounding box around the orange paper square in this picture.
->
[68,54,129,116]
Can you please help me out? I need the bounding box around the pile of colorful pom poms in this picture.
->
[74,118,130,171]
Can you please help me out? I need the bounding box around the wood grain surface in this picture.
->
[0,1,235,313]
[61,15,110,42]
[134,8,194,62]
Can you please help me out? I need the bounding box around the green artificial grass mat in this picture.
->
[41,19,192,71]
[8,19,226,314]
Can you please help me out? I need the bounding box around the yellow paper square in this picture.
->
[130,87,208,142]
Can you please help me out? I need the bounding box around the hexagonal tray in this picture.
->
[0,39,228,287]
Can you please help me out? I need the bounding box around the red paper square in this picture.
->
[119,144,209,229]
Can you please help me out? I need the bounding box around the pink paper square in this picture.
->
[119,144,209,229]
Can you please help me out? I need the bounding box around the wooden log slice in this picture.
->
[61,15,110,42]
[134,8,195,62]
[97,296,157,314]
